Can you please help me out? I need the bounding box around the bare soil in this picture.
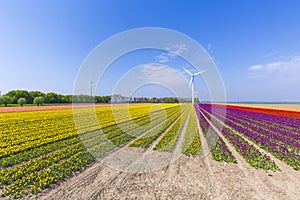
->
[28,153,299,200]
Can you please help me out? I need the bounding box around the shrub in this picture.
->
[18,98,27,107]
[0,96,13,106]
[33,97,45,106]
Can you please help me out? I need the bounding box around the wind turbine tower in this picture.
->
[183,68,206,104]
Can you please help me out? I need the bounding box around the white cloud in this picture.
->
[249,65,263,71]
[262,51,278,58]
[154,54,169,63]
[113,64,190,97]
[206,43,213,53]
[207,44,212,50]
[166,43,188,57]
[155,43,188,63]
[139,64,187,87]
[248,56,300,81]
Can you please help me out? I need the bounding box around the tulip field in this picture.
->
[0,103,299,198]
[195,104,300,170]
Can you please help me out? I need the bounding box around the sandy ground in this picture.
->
[27,109,300,200]
[28,153,299,200]
[227,104,300,112]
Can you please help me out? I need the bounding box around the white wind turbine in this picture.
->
[183,67,206,104]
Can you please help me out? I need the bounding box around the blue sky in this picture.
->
[0,0,300,101]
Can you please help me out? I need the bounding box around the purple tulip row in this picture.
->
[227,111,299,141]
[202,104,300,132]
[194,105,236,163]
[213,106,300,153]
[212,106,300,140]
[230,107,299,131]
[198,104,300,170]
[207,107,300,150]
[195,104,279,170]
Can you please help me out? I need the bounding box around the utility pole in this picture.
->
[89,81,93,96]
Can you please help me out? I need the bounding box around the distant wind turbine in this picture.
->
[183,67,206,104]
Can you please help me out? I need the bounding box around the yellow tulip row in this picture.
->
[153,105,190,151]
[129,105,187,148]
[181,106,201,156]
[0,104,179,198]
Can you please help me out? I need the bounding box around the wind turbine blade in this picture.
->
[183,67,193,76]
[189,77,193,88]
[194,70,207,76]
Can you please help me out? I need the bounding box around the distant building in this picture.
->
[110,94,130,103]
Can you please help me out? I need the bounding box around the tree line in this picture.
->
[0,90,195,106]
[0,90,111,106]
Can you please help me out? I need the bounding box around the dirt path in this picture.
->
[196,110,220,198]
[30,154,299,200]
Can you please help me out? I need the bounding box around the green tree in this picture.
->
[61,95,72,103]
[163,97,170,103]
[34,97,45,106]
[5,90,31,104]
[102,96,111,103]
[46,92,58,103]
[30,91,46,103]
[57,94,64,103]
[17,98,27,107]
[0,96,13,106]
[150,97,157,103]
[95,96,103,103]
